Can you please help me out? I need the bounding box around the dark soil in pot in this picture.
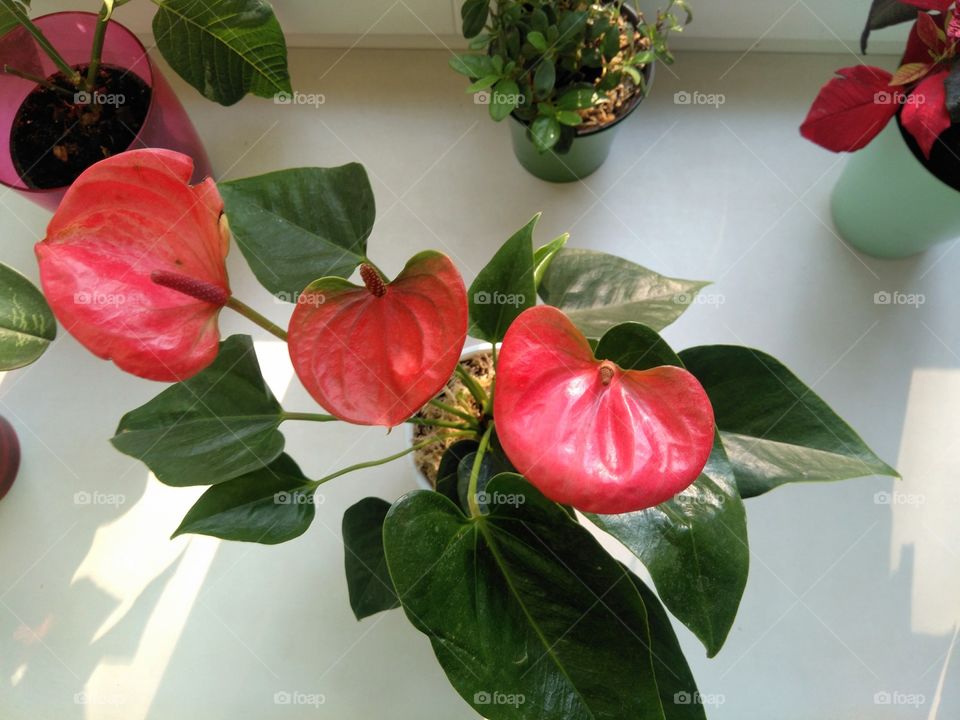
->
[412,349,495,486]
[11,64,151,189]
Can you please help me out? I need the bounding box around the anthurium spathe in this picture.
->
[288,252,468,427]
[494,305,715,514]
[35,149,229,382]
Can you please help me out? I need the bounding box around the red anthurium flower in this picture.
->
[494,306,715,515]
[35,149,228,382]
[800,66,897,152]
[902,70,952,157]
[288,252,468,427]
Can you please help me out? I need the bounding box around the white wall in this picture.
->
[37,0,911,54]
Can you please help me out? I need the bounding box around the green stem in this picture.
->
[406,416,474,431]
[467,422,494,518]
[281,411,338,423]
[226,297,288,342]
[84,6,110,94]
[308,434,467,489]
[2,65,74,97]
[1,0,80,84]
[428,398,480,426]
[455,364,488,407]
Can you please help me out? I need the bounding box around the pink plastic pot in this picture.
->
[0,12,211,211]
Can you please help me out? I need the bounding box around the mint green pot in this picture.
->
[831,122,960,258]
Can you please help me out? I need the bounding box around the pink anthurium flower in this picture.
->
[35,149,229,382]
[494,305,715,514]
[288,252,468,427]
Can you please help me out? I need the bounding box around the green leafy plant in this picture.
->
[0,0,290,105]
[33,149,899,718]
[451,0,691,151]
[0,261,55,371]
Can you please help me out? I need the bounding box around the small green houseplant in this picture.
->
[451,0,691,181]
[0,0,290,207]
[32,149,898,718]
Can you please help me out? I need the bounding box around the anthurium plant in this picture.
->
[1,0,290,105]
[802,0,960,187]
[33,149,898,718]
[451,0,691,152]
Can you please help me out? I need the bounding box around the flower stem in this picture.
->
[226,297,288,342]
[455,364,488,407]
[407,416,475,431]
[308,433,467,489]
[84,4,111,93]
[428,398,480,427]
[467,422,494,518]
[1,0,80,84]
[281,411,339,423]
[2,65,74,97]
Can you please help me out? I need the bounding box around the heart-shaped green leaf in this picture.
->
[384,475,670,720]
[219,164,373,299]
[539,248,709,337]
[342,497,400,620]
[152,0,291,105]
[0,262,55,371]
[172,454,315,544]
[679,345,899,497]
[533,233,568,288]
[111,335,284,486]
[467,215,538,341]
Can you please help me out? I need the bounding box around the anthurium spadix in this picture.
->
[35,149,229,382]
[494,305,715,514]
[288,252,468,427]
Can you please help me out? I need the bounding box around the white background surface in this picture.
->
[36,0,914,52]
[2,42,959,719]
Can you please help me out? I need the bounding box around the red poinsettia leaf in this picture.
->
[902,70,952,157]
[949,12,960,40]
[288,251,468,427]
[35,149,228,382]
[801,66,898,151]
[900,0,951,12]
[891,61,933,85]
[494,306,715,515]
[917,10,946,50]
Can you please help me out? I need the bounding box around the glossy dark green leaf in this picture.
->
[530,115,561,151]
[152,0,291,105]
[623,568,708,720]
[532,233,568,288]
[679,345,899,498]
[533,58,556,97]
[435,439,480,506]
[468,215,538,341]
[539,248,709,337]
[342,497,400,620]
[589,438,749,658]
[861,0,917,53]
[219,164,373,299]
[490,79,520,121]
[0,262,55,371]
[172,454,314,544]
[527,30,547,52]
[111,335,284,486]
[594,322,681,370]
[384,474,668,720]
[461,0,489,38]
[449,53,493,78]
[558,87,598,110]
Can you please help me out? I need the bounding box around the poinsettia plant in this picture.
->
[33,149,899,718]
[802,0,960,185]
